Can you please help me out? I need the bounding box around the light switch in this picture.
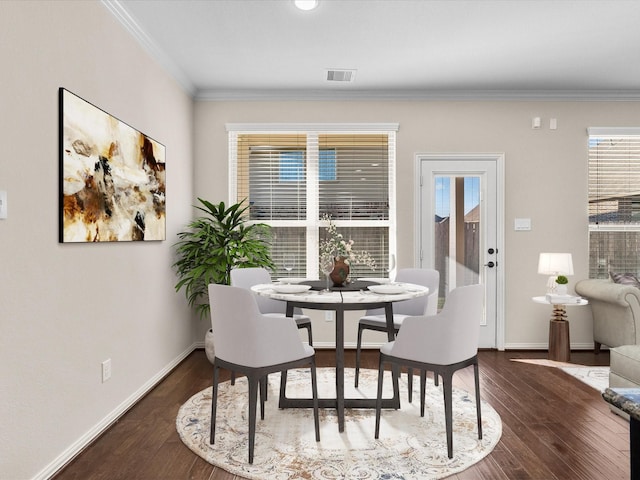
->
[0,190,6,219]
[514,218,531,231]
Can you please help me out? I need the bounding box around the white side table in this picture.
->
[532,296,588,362]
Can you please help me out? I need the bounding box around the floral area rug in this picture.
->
[176,367,502,480]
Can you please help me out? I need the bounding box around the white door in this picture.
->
[416,154,503,349]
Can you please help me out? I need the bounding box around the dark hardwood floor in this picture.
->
[53,349,629,480]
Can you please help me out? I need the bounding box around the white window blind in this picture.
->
[588,128,640,278]
[228,124,397,279]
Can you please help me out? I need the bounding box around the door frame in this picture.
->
[414,153,505,351]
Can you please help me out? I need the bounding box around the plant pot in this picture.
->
[204,328,215,364]
[330,257,350,286]
[555,284,568,295]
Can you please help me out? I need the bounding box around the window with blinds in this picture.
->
[588,128,640,278]
[228,125,397,279]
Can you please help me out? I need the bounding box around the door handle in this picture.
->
[484,261,496,268]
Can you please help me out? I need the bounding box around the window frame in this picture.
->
[227,123,398,279]
[587,127,640,278]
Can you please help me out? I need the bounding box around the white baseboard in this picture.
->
[33,343,199,480]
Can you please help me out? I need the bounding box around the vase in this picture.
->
[330,257,350,286]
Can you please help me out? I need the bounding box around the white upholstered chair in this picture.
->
[374,284,484,459]
[355,268,440,400]
[208,284,320,463]
[231,267,313,345]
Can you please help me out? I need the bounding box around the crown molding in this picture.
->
[197,88,640,102]
[101,0,196,96]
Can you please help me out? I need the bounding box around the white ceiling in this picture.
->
[107,0,640,100]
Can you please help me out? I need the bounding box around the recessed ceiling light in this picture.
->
[294,0,318,11]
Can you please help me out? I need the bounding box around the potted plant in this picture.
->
[555,275,569,295]
[173,198,275,361]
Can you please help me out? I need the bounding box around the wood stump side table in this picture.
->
[532,296,589,362]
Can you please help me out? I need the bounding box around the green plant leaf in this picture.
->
[172,198,274,320]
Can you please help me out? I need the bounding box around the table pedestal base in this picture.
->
[533,297,586,363]
[549,319,570,362]
[285,299,400,432]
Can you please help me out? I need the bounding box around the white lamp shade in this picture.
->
[538,253,574,276]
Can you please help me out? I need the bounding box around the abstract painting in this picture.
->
[59,88,166,242]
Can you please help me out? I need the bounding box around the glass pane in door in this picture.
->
[434,176,481,307]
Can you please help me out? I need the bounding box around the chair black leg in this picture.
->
[310,360,320,442]
[304,324,313,346]
[279,370,288,407]
[231,370,236,385]
[420,369,427,417]
[263,374,269,402]
[408,368,413,403]
[259,376,267,420]
[474,362,483,439]
[374,356,386,438]
[355,324,365,387]
[247,375,259,464]
[210,365,220,444]
[442,373,454,459]
[391,364,401,407]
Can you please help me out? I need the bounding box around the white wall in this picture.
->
[194,100,640,349]
[0,2,195,479]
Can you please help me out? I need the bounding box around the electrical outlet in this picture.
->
[325,311,333,322]
[102,359,112,383]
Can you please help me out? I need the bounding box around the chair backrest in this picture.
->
[366,268,440,316]
[230,267,287,315]
[390,284,484,365]
[208,283,307,367]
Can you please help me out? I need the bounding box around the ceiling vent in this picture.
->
[326,69,357,83]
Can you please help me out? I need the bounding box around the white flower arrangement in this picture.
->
[319,214,376,270]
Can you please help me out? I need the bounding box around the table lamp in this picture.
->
[538,252,574,294]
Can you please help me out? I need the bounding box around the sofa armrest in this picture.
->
[575,279,640,346]
[576,279,640,307]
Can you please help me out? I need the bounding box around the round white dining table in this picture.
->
[251,280,429,432]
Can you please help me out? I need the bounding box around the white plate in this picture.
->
[358,277,391,284]
[271,284,312,294]
[368,284,406,295]
[277,277,308,284]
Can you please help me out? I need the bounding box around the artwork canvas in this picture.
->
[59,88,166,242]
